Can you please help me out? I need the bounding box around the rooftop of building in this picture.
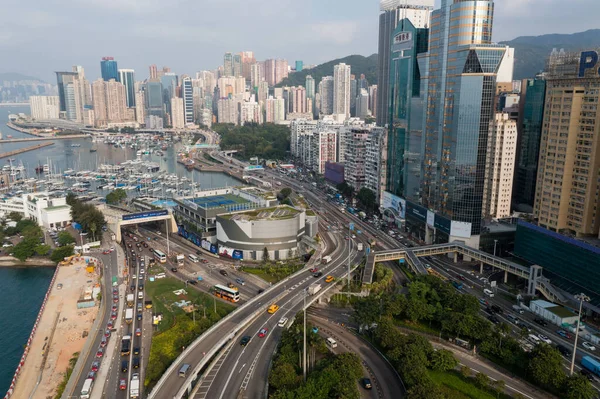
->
[189,193,250,209]
[45,205,70,211]
[219,205,301,221]
[547,305,577,319]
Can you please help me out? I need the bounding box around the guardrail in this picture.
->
[147,245,326,398]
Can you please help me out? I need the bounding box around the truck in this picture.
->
[357,243,364,251]
[130,373,140,398]
[308,283,322,295]
[80,378,94,399]
[322,256,332,264]
[125,308,133,324]
[176,254,185,267]
[121,335,131,356]
[582,356,600,377]
[126,294,134,307]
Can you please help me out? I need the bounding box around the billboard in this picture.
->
[244,165,264,172]
[426,210,435,228]
[434,215,451,235]
[382,191,406,219]
[219,245,242,259]
[122,209,168,221]
[406,201,427,222]
[450,221,472,238]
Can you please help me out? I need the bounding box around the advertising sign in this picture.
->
[393,31,412,45]
[450,221,472,238]
[406,201,427,223]
[579,51,600,77]
[434,215,452,235]
[426,210,435,228]
[201,240,211,252]
[244,165,264,171]
[122,209,168,221]
[382,191,406,219]
[232,250,243,260]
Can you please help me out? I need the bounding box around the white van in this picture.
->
[528,334,541,345]
[179,363,191,377]
[188,254,199,263]
[326,337,337,349]
[80,378,94,399]
[137,291,143,300]
[483,289,494,298]
[512,305,524,314]
[278,317,288,328]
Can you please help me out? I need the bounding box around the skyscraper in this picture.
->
[240,51,256,81]
[233,54,242,77]
[533,50,600,237]
[170,97,185,129]
[305,75,315,100]
[295,61,303,72]
[118,69,136,108]
[514,77,546,211]
[350,74,357,116]
[224,53,234,76]
[390,0,514,242]
[250,63,263,90]
[356,89,369,119]
[55,71,79,115]
[181,77,194,124]
[30,96,60,120]
[145,81,164,118]
[264,59,277,86]
[92,78,128,126]
[377,0,434,126]
[149,65,158,80]
[318,76,334,116]
[100,57,118,81]
[333,63,351,118]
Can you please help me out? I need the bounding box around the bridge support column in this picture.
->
[453,252,458,263]
[480,262,484,274]
[528,265,543,296]
[504,270,508,284]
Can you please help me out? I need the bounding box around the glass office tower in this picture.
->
[118,69,136,108]
[100,57,118,81]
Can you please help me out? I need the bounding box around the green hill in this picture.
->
[500,29,600,80]
[276,54,378,87]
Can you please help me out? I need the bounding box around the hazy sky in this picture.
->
[1,0,597,82]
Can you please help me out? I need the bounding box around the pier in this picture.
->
[0,142,54,159]
[0,136,87,143]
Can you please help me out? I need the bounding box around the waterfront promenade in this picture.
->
[6,260,100,399]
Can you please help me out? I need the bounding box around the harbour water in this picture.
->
[0,267,55,395]
[0,106,240,394]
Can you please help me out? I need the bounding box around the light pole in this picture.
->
[79,231,88,252]
[570,293,590,375]
[493,239,498,257]
[303,288,307,382]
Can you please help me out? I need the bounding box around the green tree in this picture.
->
[263,247,270,263]
[51,245,75,263]
[279,187,292,199]
[269,362,298,390]
[491,379,506,398]
[460,365,472,378]
[336,182,353,198]
[475,372,490,390]
[7,211,22,222]
[12,236,39,261]
[106,188,127,205]
[528,344,566,390]
[66,192,77,206]
[563,374,596,399]
[34,244,51,256]
[352,294,382,329]
[407,378,444,399]
[429,349,458,371]
[16,218,38,234]
[356,187,376,211]
[57,231,76,246]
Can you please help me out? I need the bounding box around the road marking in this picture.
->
[238,363,246,373]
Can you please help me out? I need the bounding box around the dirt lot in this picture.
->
[11,260,100,399]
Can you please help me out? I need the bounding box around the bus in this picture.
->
[153,249,167,264]
[213,284,240,303]
[80,378,94,399]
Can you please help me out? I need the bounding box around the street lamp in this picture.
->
[493,239,498,257]
[570,293,590,375]
[79,231,88,251]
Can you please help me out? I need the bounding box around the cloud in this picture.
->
[309,21,360,45]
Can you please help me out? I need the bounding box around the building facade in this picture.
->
[181,77,194,124]
[30,96,60,120]
[266,96,285,123]
[218,97,238,124]
[318,76,334,116]
[377,0,434,126]
[100,57,118,81]
[333,63,351,118]
[534,50,600,237]
[171,97,185,128]
[118,69,136,108]
[311,130,337,174]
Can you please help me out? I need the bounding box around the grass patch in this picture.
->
[54,352,79,399]
[144,278,234,389]
[429,370,512,399]
[241,261,304,284]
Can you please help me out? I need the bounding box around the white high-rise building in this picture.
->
[135,91,146,125]
[266,96,285,123]
[171,97,185,129]
[239,96,262,125]
[483,113,517,219]
[218,98,238,124]
[333,63,351,118]
[30,96,60,120]
[311,130,337,174]
[290,119,319,157]
[250,63,263,89]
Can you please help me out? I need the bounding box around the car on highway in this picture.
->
[581,368,596,382]
[227,282,236,288]
[139,284,144,291]
[240,335,251,346]
[104,328,111,338]
[96,348,104,358]
[479,298,489,306]
[490,305,503,314]
[112,304,118,312]
[107,320,114,329]
[133,357,140,369]
[100,336,108,348]
[557,330,572,339]
[309,267,318,273]
[534,318,548,327]
[258,328,269,338]
[91,361,99,372]
[87,371,96,380]
[137,312,142,320]
[361,378,372,390]
[278,317,288,327]
[583,341,596,351]
[121,360,129,373]
[556,344,571,357]
[537,334,552,344]
[487,315,500,324]
[312,272,323,278]
[130,284,135,291]
[267,304,280,314]
[187,280,198,285]
[325,275,335,283]
[102,250,111,255]
[119,379,127,390]
[111,311,118,320]
[458,275,466,281]
[133,347,140,355]
[143,242,148,248]
[236,278,245,286]
[135,328,142,337]
[219,269,228,276]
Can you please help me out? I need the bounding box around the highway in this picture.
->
[69,247,120,398]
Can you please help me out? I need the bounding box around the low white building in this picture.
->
[0,192,72,229]
[530,299,579,327]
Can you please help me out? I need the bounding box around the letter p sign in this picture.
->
[579,51,599,78]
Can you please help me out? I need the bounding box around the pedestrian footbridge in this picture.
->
[364,242,566,303]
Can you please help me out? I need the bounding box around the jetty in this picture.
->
[0,142,54,159]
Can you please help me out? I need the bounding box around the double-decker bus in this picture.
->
[153,249,167,264]
[213,284,240,303]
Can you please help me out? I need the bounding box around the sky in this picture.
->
[1,0,598,82]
